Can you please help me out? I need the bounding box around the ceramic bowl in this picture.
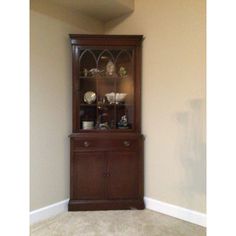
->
[105,92,127,104]
[105,92,116,104]
[82,121,94,129]
[115,93,127,103]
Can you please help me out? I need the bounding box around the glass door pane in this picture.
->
[115,49,134,129]
[78,48,134,131]
[79,49,97,130]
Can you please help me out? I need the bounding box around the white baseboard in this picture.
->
[144,197,206,227]
[30,197,206,227]
[30,199,69,224]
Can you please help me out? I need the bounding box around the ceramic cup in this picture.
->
[82,121,94,129]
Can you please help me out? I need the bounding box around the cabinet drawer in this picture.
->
[72,139,138,151]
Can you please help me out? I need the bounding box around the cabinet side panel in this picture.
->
[70,139,74,198]
[138,136,144,198]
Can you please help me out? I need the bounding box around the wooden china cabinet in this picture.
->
[68,34,144,211]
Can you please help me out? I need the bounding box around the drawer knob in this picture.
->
[123,141,130,147]
[103,172,111,177]
[84,141,90,147]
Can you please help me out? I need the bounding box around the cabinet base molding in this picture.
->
[68,199,145,211]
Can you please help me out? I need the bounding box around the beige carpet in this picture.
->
[31,209,206,236]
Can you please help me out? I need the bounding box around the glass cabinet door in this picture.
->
[78,48,134,131]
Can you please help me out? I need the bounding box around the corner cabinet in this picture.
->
[68,35,145,211]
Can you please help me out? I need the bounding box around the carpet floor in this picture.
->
[31,209,206,236]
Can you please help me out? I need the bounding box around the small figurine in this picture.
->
[119,66,127,78]
[106,60,116,76]
[95,113,110,130]
[99,122,110,130]
[118,115,128,128]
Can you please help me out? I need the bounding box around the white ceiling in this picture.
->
[49,0,134,22]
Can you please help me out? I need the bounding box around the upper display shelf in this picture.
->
[70,35,143,133]
[79,49,133,79]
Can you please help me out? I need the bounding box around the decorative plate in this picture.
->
[84,91,96,104]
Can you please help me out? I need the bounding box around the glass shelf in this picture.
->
[80,103,97,105]
[79,75,130,80]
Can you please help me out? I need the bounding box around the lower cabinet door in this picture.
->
[72,152,106,200]
[107,152,139,199]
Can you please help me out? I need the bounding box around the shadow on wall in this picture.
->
[175,98,206,208]
[105,12,134,31]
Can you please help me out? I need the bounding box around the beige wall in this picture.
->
[105,0,206,213]
[31,0,104,32]
[30,9,103,211]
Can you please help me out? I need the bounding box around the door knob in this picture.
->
[84,141,90,147]
[102,172,111,177]
[123,141,130,147]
